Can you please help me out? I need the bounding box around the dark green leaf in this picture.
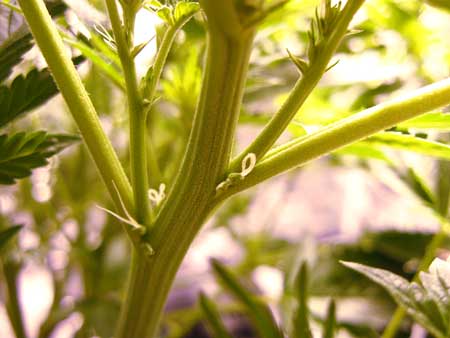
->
[211,259,283,338]
[0,225,22,252]
[0,131,79,185]
[0,35,33,83]
[292,262,313,338]
[0,56,84,128]
[323,300,336,338]
[198,293,234,338]
[0,1,67,83]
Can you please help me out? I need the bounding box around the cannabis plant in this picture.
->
[2,0,450,337]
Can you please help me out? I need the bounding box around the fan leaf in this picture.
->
[0,131,79,185]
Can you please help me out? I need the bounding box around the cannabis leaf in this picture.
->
[0,56,84,128]
[288,0,343,75]
[0,1,67,83]
[144,0,199,27]
[211,259,284,338]
[366,132,450,161]
[0,225,22,252]
[343,260,450,338]
[0,131,79,185]
[397,112,450,131]
[0,34,33,83]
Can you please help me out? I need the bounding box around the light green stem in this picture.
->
[142,12,198,186]
[229,0,365,171]
[116,2,256,335]
[17,0,141,245]
[105,0,152,225]
[217,77,450,200]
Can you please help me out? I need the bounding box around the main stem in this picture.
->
[116,15,256,338]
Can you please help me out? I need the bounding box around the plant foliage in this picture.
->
[0,131,79,184]
[343,260,450,338]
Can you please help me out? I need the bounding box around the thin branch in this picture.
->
[105,0,153,225]
[17,0,141,247]
[229,0,366,172]
[215,77,450,201]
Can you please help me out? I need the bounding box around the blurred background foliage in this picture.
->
[0,0,450,337]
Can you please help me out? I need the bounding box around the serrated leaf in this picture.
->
[0,56,84,128]
[367,132,450,160]
[342,261,447,338]
[342,261,415,308]
[211,259,283,338]
[0,224,22,252]
[0,131,79,185]
[419,271,450,322]
[0,34,33,83]
[0,68,57,127]
[0,1,67,83]
[198,293,234,338]
[173,2,199,23]
[397,112,450,130]
[156,6,174,25]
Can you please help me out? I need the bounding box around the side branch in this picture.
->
[17,0,144,247]
[229,0,366,172]
[216,77,450,200]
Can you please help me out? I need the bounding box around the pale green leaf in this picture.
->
[173,2,199,23]
[367,132,450,160]
[397,112,450,130]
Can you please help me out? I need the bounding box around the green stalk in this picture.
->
[229,0,365,171]
[105,0,152,225]
[116,3,256,335]
[17,0,141,246]
[142,12,199,186]
[216,77,450,200]
[142,15,194,116]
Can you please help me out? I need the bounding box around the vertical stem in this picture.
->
[116,10,256,337]
[105,0,152,225]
